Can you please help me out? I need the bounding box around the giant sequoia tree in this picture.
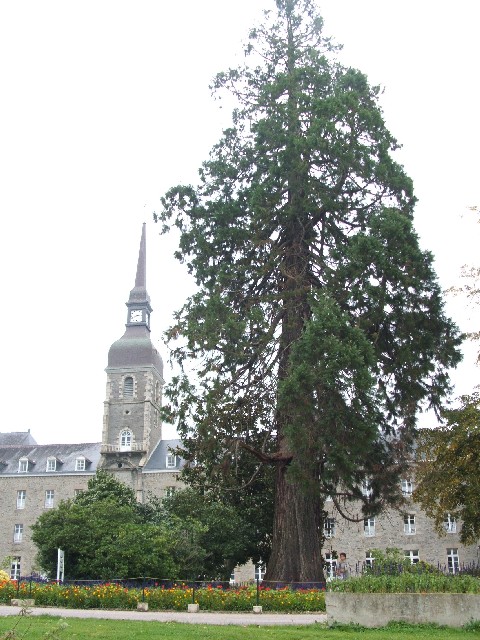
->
[155,0,461,582]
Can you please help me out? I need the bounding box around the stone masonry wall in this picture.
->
[0,474,94,577]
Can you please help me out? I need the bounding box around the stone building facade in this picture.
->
[322,489,479,578]
[0,224,477,580]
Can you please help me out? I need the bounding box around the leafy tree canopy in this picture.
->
[414,393,480,545]
[162,488,267,580]
[31,472,202,579]
[155,0,461,582]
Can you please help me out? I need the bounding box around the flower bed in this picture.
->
[0,580,326,612]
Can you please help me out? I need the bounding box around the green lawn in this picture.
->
[1,616,479,640]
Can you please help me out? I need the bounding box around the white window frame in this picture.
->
[364,517,375,537]
[444,514,457,533]
[324,517,335,539]
[404,514,416,535]
[75,457,86,471]
[447,548,460,574]
[120,429,132,451]
[45,490,54,509]
[13,524,23,543]
[361,480,373,498]
[365,551,375,567]
[166,454,177,469]
[165,486,176,498]
[46,457,57,472]
[16,490,26,509]
[10,557,21,580]
[324,552,337,579]
[401,479,413,497]
[18,458,28,473]
[404,549,420,565]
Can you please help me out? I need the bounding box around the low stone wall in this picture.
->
[325,593,480,627]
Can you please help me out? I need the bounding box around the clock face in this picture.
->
[130,310,143,322]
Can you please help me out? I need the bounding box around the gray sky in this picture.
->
[1,1,479,443]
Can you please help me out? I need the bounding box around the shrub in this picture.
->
[329,573,480,594]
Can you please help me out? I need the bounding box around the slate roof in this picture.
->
[0,442,101,475]
[144,438,184,471]
[0,431,37,447]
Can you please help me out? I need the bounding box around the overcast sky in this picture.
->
[1,1,479,444]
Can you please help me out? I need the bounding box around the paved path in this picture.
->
[0,605,327,626]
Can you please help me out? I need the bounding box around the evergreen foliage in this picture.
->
[155,0,461,581]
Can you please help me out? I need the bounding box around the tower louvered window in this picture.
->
[124,377,134,397]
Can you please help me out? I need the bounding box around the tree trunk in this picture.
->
[263,462,325,583]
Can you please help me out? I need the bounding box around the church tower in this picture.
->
[100,224,164,478]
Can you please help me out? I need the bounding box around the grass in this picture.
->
[1,616,479,640]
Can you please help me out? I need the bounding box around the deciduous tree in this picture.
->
[414,393,480,544]
[155,0,461,582]
[31,472,201,579]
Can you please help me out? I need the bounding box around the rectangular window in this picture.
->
[404,549,420,565]
[18,458,28,473]
[404,514,416,534]
[16,490,26,509]
[324,552,337,579]
[46,458,56,472]
[45,490,54,508]
[74,489,84,498]
[10,557,21,580]
[324,517,335,538]
[361,480,373,498]
[401,479,413,496]
[447,548,460,574]
[75,457,86,471]
[444,514,457,533]
[166,454,176,469]
[365,551,375,567]
[13,524,23,543]
[364,517,375,537]
[164,486,176,498]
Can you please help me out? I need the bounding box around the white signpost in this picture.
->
[56,548,65,582]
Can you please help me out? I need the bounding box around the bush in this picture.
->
[329,573,480,594]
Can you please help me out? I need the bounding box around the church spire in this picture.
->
[128,222,151,305]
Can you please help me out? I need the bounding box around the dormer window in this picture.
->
[18,458,29,473]
[166,454,177,469]
[46,457,57,472]
[124,377,134,397]
[120,430,132,451]
[75,457,86,471]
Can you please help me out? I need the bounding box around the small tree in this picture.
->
[162,488,259,580]
[414,393,480,545]
[31,472,198,579]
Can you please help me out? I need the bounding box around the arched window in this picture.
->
[124,377,134,397]
[120,429,132,451]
